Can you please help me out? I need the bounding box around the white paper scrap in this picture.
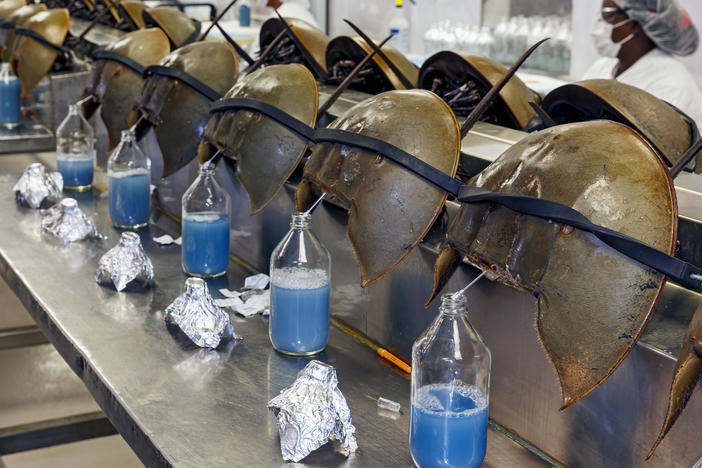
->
[214,297,244,308]
[153,234,182,246]
[244,273,269,290]
[233,290,270,317]
[219,288,242,298]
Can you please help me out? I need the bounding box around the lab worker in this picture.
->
[261,0,320,29]
[584,0,702,127]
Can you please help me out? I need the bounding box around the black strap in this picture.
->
[92,50,145,75]
[457,186,702,289]
[215,22,254,65]
[206,96,702,290]
[0,21,16,30]
[143,65,221,101]
[314,128,464,197]
[14,27,70,57]
[210,98,315,141]
[182,19,201,46]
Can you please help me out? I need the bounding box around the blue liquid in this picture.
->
[57,157,93,189]
[0,77,21,126]
[182,212,230,276]
[410,384,488,468]
[108,169,150,228]
[270,278,330,355]
[238,4,250,26]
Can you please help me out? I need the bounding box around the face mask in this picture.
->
[591,17,634,58]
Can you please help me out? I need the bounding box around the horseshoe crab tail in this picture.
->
[648,302,702,459]
[426,246,462,307]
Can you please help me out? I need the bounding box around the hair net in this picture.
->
[613,0,699,55]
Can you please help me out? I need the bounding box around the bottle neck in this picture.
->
[290,212,311,230]
[439,293,467,315]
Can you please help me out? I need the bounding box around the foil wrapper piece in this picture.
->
[40,198,105,244]
[13,163,63,209]
[268,360,358,462]
[244,273,269,290]
[164,277,238,348]
[95,232,154,291]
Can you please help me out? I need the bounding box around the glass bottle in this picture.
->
[107,129,151,229]
[181,163,231,277]
[269,212,331,356]
[0,62,21,128]
[56,104,95,191]
[409,293,492,468]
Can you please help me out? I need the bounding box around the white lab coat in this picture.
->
[583,48,702,128]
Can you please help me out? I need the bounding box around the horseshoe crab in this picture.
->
[143,6,200,48]
[118,1,145,29]
[258,17,329,77]
[81,28,170,150]
[542,79,698,171]
[418,51,539,128]
[0,3,46,61]
[430,120,676,409]
[200,63,317,213]
[296,89,460,286]
[133,39,238,177]
[10,8,69,97]
[325,36,418,94]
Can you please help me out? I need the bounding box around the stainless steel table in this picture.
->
[0,175,550,467]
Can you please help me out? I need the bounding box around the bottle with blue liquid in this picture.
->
[181,163,231,277]
[269,212,331,356]
[56,104,95,191]
[0,62,21,128]
[107,129,151,229]
[410,293,491,468]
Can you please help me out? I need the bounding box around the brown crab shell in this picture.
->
[297,89,460,286]
[0,4,46,62]
[542,79,696,169]
[418,51,539,129]
[0,0,26,19]
[119,1,146,29]
[649,301,702,458]
[134,40,238,178]
[199,64,317,214]
[142,6,200,48]
[430,120,677,409]
[259,17,329,75]
[82,28,170,150]
[325,35,418,92]
[10,8,69,98]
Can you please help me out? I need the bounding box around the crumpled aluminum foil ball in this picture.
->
[40,198,105,244]
[13,163,63,209]
[95,231,154,291]
[164,277,238,348]
[268,360,358,462]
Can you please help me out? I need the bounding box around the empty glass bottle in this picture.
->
[181,163,231,277]
[269,212,331,356]
[56,104,95,191]
[409,293,491,468]
[107,129,151,229]
[0,62,21,128]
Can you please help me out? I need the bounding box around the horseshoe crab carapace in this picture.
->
[81,28,170,150]
[296,89,461,286]
[142,5,201,48]
[324,35,418,94]
[430,120,677,409]
[132,39,238,177]
[0,3,46,61]
[257,17,329,77]
[10,8,70,97]
[418,51,539,129]
[200,63,318,214]
[542,79,699,171]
